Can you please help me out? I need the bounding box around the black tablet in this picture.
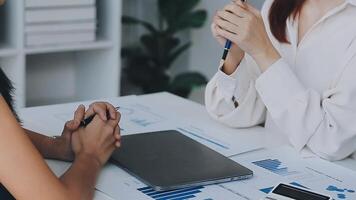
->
[110,130,253,191]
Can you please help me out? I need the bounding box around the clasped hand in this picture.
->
[55,102,121,164]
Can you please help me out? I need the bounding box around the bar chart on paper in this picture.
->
[137,184,242,200]
[252,159,300,176]
[138,186,204,200]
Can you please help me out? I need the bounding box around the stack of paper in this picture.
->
[25,0,97,47]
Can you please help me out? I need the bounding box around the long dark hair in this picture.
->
[269,0,306,43]
[0,68,19,121]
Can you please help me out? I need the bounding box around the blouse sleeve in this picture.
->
[205,54,266,128]
[255,47,356,161]
[204,0,275,128]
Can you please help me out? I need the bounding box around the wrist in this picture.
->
[75,152,102,169]
[51,136,74,161]
[253,45,280,72]
[223,51,244,75]
[40,135,58,159]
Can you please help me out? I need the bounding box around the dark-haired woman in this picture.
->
[0,1,121,198]
[206,0,356,161]
[0,69,121,200]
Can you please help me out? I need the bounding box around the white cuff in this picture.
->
[216,59,246,103]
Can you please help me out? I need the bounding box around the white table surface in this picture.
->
[19,92,356,199]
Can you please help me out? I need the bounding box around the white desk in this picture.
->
[19,92,356,200]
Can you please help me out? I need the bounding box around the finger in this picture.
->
[245,3,260,17]
[64,120,76,130]
[105,103,117,120]
[115,140,121,148]
[114,126,121,140]
[233,0,260,19]
[216,18,240,35]
[113,126,121,148]
[88,115,106,129]
[224,3,248,18]
[216,27,239,44]
[73,105,85,126]
[107,111,120,128]
[107,116,120,128]
[212,23,225,39]
[86,103,107,121]
[102,125,116,147]
[117,111,121,121]
[233,0,248,8]
[217,10,241,27]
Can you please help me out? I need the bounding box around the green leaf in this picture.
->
[124,53,170,93]
[159,0,200,24]
[168,10,207,33]
[167,42,191,66]
[169,72,207,97]
[186,10,208,28]
[140,34,181,68]
[122,16,157,34]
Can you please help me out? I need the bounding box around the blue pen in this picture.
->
[221,0,245,61]
[221,40,232,60]
[80,106,122,130]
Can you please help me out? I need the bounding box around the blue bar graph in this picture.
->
[138,186,204,200]
[260,187,274,194]
[252,159,299,176]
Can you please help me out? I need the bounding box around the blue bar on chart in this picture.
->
[327,185,355,199]
[260,186,274,194]
[138,186,204,200]
[252,159,299,176]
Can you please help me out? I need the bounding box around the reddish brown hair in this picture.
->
[269,0,306,43]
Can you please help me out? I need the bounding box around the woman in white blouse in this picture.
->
[206,0,356,161]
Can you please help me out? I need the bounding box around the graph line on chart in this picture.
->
[177,127,230,150]
[252,159,300,176]
[118,103,166,130]
[138,186,204,200]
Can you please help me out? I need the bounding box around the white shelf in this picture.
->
[25,40,113,55]
[0,45,17,57]
[0,0,122,108]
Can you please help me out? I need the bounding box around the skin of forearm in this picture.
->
[25,129,55,158]
[222,46,245,75]
[253,46,281,72]
[59,154,101,200]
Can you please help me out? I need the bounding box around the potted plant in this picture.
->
[122,0,208,98]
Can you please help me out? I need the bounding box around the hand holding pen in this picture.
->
[213,0,246,107]
[80,103,120,127]
[212,0,246,75]
[80,106,120,127]
[221,0,246,61]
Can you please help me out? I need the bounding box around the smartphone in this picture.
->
[261,183,332,200]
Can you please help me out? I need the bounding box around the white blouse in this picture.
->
[205,0,356,161]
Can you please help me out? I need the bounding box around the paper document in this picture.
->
[96,164,251,200]
[222,146,356,200]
